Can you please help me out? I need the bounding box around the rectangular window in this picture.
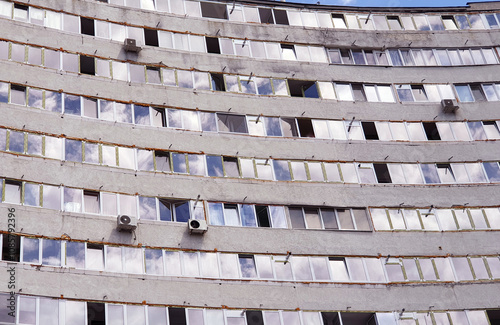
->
[2,234,20,262]
[217,114,247,133]
[80,55,95,75]
[4,181,21,204]
[144,28,159,47]
[200,2,227,19]
[80,17,95,36]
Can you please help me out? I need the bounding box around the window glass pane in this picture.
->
[239,204,256,227]
[87,245,104,270]
[311,257,330,280]
[66,241,85,268]
[239,255,257,278]
[436,209,457,230]
[24,183,39,207]
[65,301,85,325]
[43,185,61,210]
[365,258,386,282]
[144,249,163,276]
[484,162,500,182]
[138,196,156,220]
[255,255,273,279]
[291,161,307,181]
[123,247,143,274]
[108,305,124,325]
[64,187,82,212]
[274,256,293,280]
[42,239,60,266]
[198,252,218,277]
[273,160,291,181]
[119,194,137,216]
[335,84,353,101]
[270,206,287,228]
[340,163,358,183]
[434,258,454,281]
[19,297,36,325]
[163,251,181,275]
[337,209,354,229]
[172,153,187,173]
[371,209,390,230]
[220,254,239,278]
[188,154,205,176]
[448,122,469,141]
[453,257,473,280]
[455,85,474,102]
[292,256,312,280]
[419,259,437,280]
[329,258,350,281]
[273,79,288,96]
[22,238,39,263]
[106,246,122,272]
[466,163,487,182]
[308,162,324,181]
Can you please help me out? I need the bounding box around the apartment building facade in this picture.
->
[0,0,499,323]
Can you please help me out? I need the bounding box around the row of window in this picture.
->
[89,0,500,33]
[2,125,500,184]
[0,177,371,230]
[3,83,500,142]
[328,47,499,67]
[2,176,500,234]
[3,234,500,284]
[3,3,500,72]
[371,207,500,231]
[5,37,500,103]
[1,293,496,325]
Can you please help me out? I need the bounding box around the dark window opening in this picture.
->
[351,84,367,101]
[246,310,264,325]
[361,122,379,140]
[11,84,26,93]
[423,122,441,140]
[2,234,20,262]
[144,28,159,47]
[14,4,28,11]
[211,73,225,91]
[487,309,500,325]
[80,17,95,36]
[200,2,228,19]
[374,164,392,183]
[168,307,187,325]
[80,55,95,75]
[87,302,105,325]
[259,8,274,24]
[321,312,341,325]
[297,119,315,138]
[223,156,240,177]
[217,113,248,133]
[255,205,270,227]
[288,80,319,98]
[274,9,289,25]
[339,312,376,325]
[205,37,221,54]
[155,151,171,172]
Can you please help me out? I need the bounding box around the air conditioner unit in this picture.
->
[441,99,459,113]
[188,219,207,234]
[117,215,137,231]
[123,38,141,52]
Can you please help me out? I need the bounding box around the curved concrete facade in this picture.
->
[0,0,499,324]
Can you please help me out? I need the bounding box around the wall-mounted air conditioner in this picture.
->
[117,215,137,231]
[188,219,208,234]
